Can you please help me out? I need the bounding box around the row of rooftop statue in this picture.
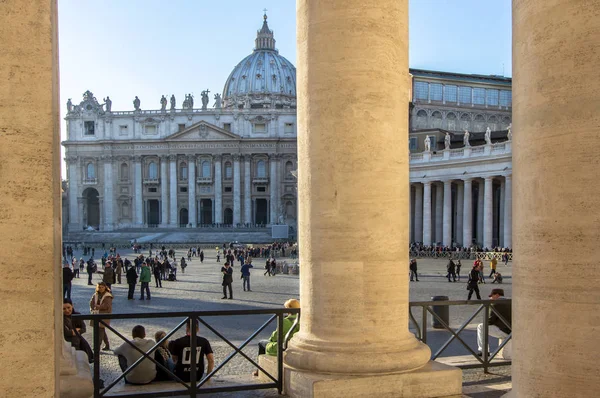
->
[423,124,513,152]
[66,91,222,114]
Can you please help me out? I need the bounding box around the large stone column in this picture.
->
[463,178,473,247]
[503,174,511,249]
[232,154,241,225]
[134,156,143,226]
[442,180,452,247]
[483,176,493,248]
[510,2,600,395]
[422,181,432,245]
[160,155,169,227]
[269,154,279,224]
[214,155,223,224]
[456,182,464,245]
[434,183,443,243]
[414,183,423,242]
[244,155,252,225]
[169,155,177,227]
[67,157,80,230]
[285,1,461,396]
[187,155,196,227]
[102,156,114,231]
[477,180,484,245]
[499,179,505,246]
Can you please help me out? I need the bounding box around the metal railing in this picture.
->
[409,250,512,261]
[409,299,512,373]
[74,308,300,398]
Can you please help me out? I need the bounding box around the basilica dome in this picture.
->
[222,14,296,109]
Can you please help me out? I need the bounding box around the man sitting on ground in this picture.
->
[114,325,157,384]
[477,288,512,356]
[168,319,214,382]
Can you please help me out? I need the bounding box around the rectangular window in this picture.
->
[256,186,266,192]
[429,83,443,101]
[119,125,128,136]
[200,186,211,194]
[458,87,471,104]
[284,123,294,133]
[179,186,188,193]
[254,123,267,133]
[486,89,499,106]
[473,88,485,105]
[223,123,231,131]
[178,123,186,132]
[445,85,457,102]
[409,137,418,151]
[414,81,428,100]
[224,187,232,193]
[84,121,95,135]
[499,90,512,107]
[145,125,157,135]
[148,187,157,193]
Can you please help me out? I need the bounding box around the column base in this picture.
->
[284,361,462,398]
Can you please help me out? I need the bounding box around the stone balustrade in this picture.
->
[410,141,511,164]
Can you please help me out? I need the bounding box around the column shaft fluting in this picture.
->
[499,180,505,246]
[463,178,473,247]
[435,184,443,243]
[188,156,196,227]
[285,0,430,375]
[103,159,114,231]
[269,155,279,224]
[483,176,493,248]
[513,1,600,395]
[442,180,452,246]
[423,181,432,246]
[169,156,177,226]
[414,184,423,242]
[134,158,143,226]
[456,183,464,245]
[214,156,222,224]
[232,155,241,225]
[503,175,511,249]
[477,181,484,245]
[160,157,168,227]
[68,161,79,229]
[244,156,251,224]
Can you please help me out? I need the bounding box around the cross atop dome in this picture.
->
[255,10,276,51]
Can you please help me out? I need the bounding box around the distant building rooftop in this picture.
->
[409,68,512,86]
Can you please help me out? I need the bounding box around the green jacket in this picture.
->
[266,314,298,356]
[139,266,151,283]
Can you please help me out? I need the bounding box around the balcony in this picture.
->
[143,178,160,185]
[196,176,213,184]
[252,177,269,184]
[82,178,97,185]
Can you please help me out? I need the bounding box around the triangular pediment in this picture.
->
[167,120,241,141]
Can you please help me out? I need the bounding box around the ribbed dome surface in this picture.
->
[222,14,296,109]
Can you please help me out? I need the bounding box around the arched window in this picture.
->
[180,162,188,180]
[431,111,443,128]
[120,163,129,181]
[417,110,428,117]
[148,162,158,179]
[286,200,295,218]
[121,202,130,218]
[257,160,266,178]
[202,161,211,177]
[446,112,457,120]
[224,162,233,179]
[285,161,294,179]
[86,163,95,179]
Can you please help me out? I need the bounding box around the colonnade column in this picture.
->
[187,155,196,227]
[456,182,464,245]
[67,157,80,230]
[463,178,473,247]
[442,180,452,246]
[414,184,423,242]
[285,2,461,396]
[134,155,143,226]
[435,184,443,243]
[214,155,222,224]
[169,154,177,227]
[422,181,432,245]
[499,179,505,246]
[512,1,600,395]
[102,156,114,231]
[269,154,279,224]
[232,154,241,225]
[503,174,511,249]
[160,155,169,227]
[483,176,493,248]
[477,181,484,245]
[243,156,251,224]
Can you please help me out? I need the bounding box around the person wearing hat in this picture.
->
[477,288,512,356]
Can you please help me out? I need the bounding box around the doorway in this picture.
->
[82,187,100,229]
[224,208,233,225]
[255,199,268,225]
[200,199,213,225]
[147,199,160,226]
[179,208,188,227]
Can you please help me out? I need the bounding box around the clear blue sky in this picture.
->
[58,0,511,174]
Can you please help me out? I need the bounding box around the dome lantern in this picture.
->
[255,12,276,52]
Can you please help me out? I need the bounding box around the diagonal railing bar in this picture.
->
[432,304,485,360]
[425,306,483,363]
[489,332,512,362]
[409,307,422,340]
[98,318,190,395]
[489,305,512,331]
[197,314,279,387]
[282,312,300,351]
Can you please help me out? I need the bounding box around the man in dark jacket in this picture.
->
[446,259,457,282]
[63,263,74,300]
[86,258,95,285]
[126,264,138,300]
[409,259,419,281]
[477,288,511,356]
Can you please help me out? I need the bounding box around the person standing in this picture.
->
[102,261,115,290]
[221,262,233,299]
[154,261,163,288]
[489,257,498,278]
[126,263,138,300]
[446,258,457,282]
[115,259,123,284]
[409,258,419,282]
[63,263,74,300]
[199,250,204,263]
[467,264,482,300]
[241,262,253,292]
[89,282,113,350]
[86,258,95,285]
[456,260,462,281]
[139,261,152,300]
[264,258,272,276]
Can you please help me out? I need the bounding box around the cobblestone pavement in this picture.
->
[68,248,512,396]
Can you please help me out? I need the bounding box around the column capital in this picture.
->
[132,155,143,163]
[213,154,222,162]
[268,153,280,160]
[168,154,177,162]
[187,154,196,162]
[484,176,494,182]
[159,154,169,161]
[65,155,78,165]
[100,155,114,163]
[504,173,512,180]
[232,154,241,161]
